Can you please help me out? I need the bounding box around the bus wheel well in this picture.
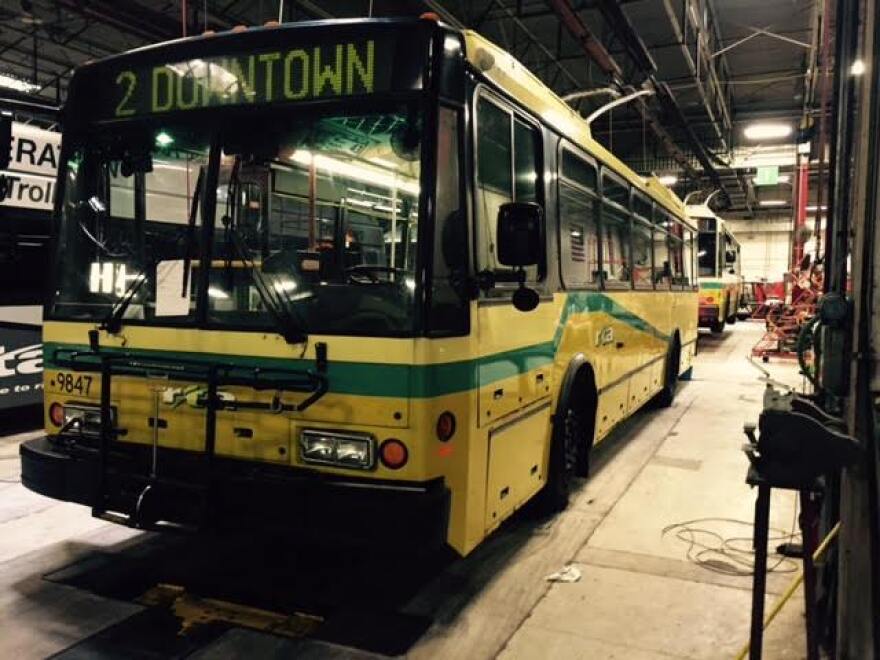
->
[655,332,682,408]
[559,359,598,477]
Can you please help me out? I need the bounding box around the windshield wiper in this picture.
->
[102,166,206,335]
[100,264,149,334]
[224,155,308,344]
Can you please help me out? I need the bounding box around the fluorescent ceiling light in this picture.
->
[806,205,827,211]
[657,174,678,186]
[759,199,788,207]
[851,59,866,76]
[753,174,790,184]
[155,131,174,147]
[744,122,793,141]
[290,150,419,195]
[798,142,811,154]
[0,73,39,94]
[207,287,229,299]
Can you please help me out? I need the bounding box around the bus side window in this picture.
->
[475,95,541,283]
[600,171,631,287]
[632,193,653,289]
[559,183,597,287]
[633,219,653,289]
[559,148,598,288]
[683,228,695,288]
[653,209,671,289]
[668,221,685,288]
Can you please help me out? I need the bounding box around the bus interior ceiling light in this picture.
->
[155,131,174,146]
[759,200,788,207]
[0,73,39,94]
[289,150,419,195]
[743,123,793,140]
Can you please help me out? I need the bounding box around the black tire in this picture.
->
[655,338,681,408]
[537,401,591,514]
[710,319,725,334]
[727,312,737,325]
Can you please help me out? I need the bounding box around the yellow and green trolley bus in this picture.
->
[688,203,743,333]
[19,16,697,556]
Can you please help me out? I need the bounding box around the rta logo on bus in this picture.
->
[0,344,42,378]
[0,342,43,406]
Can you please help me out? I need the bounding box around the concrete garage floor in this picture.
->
[0,321,809,659]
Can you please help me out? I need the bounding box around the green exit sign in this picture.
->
[755,166,779,186]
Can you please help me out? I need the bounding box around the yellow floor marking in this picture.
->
[138,583,323,638]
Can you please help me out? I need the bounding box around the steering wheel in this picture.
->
[344,265,406,284]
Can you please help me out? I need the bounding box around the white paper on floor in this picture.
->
[544,564,582,583]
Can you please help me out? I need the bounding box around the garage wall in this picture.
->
[725,216,827,282]
[726,217,791,282]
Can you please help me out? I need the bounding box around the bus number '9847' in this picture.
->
[53,373,92,395]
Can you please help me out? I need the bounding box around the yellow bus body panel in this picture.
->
[44,286,695,555]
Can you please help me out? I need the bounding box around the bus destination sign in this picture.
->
[104,38,396,119]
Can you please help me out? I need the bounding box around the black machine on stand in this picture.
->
[741,370,861,660]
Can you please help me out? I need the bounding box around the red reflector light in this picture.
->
[436,411,456,441]
[49,402,64,427]
[380,439,408,469]
[420,12,440,21]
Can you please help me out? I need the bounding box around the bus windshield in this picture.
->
[698,232,717,277]
[51,105,423,337]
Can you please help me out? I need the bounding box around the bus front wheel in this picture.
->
[655,338,681,408]
[538,402,588,513]
[710,319,725,334]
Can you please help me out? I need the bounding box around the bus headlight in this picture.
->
[61,403,115,438]
[299,429,375,470]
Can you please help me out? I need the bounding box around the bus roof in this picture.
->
[686,203,740,246]
[462,29,691,227]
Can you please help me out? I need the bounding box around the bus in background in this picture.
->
[688,203,743,334]
[0,117,60,411]
[20,17,697,556]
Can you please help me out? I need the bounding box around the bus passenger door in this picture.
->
[473,92,552,527]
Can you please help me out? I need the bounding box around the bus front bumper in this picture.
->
[20,436,449,545]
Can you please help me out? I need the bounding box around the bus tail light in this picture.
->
[380,439,408,470]
[699,295,715,306]
[49,402,64,427]
[436,411,456,441]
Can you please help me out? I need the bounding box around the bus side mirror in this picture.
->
[496,202,543,312]
[0,112,11,170]
[725,250,736,264]
[497,202,543,267]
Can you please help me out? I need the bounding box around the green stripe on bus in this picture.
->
[553,292,670,348]
[700,282,724,289]
[43,293,669,398]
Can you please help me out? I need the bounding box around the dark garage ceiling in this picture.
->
[0,0,822,212]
